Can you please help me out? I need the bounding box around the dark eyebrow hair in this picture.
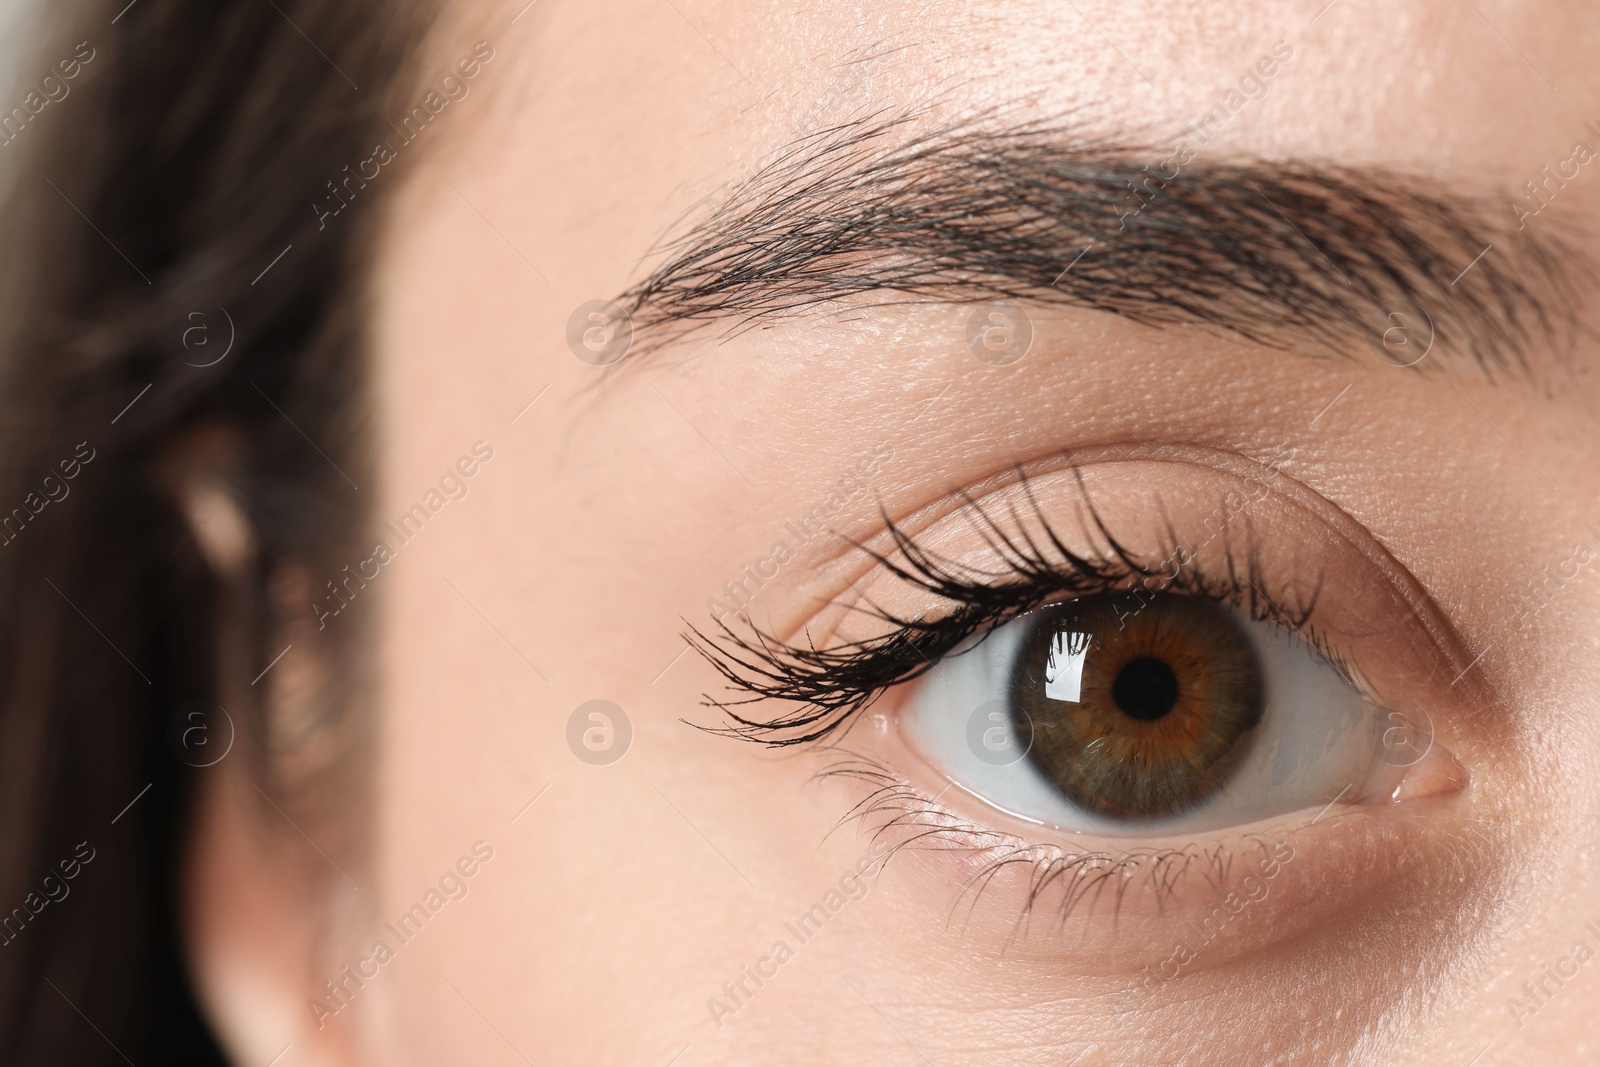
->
[616,113,1591,377]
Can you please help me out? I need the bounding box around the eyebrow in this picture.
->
[617,113,1589,377]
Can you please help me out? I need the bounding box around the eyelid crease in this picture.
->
[686,462,1319,747]
[684,443,1489,748]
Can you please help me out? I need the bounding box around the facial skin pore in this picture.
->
[185,1,1600,1065]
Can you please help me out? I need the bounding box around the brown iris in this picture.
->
[1011,592,1263,820]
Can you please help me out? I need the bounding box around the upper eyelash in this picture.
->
[685,466,1326,747]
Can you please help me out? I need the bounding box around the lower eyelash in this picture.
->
[817,750,1275,941]
[686,465,1327,748]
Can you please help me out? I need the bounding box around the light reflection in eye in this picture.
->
[1043,630,1090,703]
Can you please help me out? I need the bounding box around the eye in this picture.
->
[690,452,1477,858]
[900,590,1408,835]
[691,455,1482,969]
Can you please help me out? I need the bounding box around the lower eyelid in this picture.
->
[816,743,1478,976]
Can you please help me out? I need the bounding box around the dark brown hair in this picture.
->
[0,0,436,1060]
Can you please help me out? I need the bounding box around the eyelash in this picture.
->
[814,747,1293,932]
[686,468,1331,748]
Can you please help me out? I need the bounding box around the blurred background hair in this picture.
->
[0,1,437,1060]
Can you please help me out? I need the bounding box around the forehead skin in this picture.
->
[355,1,1600,1065]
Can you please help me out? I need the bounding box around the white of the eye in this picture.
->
[900,604,1380,836]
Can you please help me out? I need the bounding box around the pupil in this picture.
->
[1111,656,1179,721]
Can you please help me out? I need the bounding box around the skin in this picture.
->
[184,0,1600,1064]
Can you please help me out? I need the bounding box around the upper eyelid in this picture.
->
[892,442,1478,680]
[690,445,1490,746]
[690,472,1308,747]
